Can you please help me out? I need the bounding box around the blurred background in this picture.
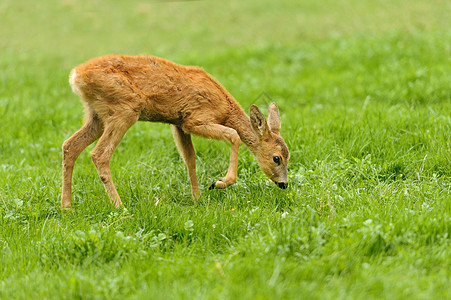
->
[2,0,449,58]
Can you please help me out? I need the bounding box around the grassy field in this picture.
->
[1,0,450,298]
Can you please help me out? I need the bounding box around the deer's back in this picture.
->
[70,55,237,127]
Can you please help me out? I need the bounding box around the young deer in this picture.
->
[62,55,289,209]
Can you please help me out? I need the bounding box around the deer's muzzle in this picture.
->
[276,182,288,189]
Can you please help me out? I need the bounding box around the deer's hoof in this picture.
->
[209,178,225,190]
[209,181,217,190]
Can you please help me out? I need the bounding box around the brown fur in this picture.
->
[61,55,289,209]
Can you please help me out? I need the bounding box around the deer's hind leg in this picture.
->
[171,125,200,200]
[61,111,103,209]
[90,110,139,208]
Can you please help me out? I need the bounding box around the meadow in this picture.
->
[0,0,450,298]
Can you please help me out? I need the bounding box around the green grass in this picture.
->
[1,0,450,299]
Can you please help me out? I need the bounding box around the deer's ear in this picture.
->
[250,105,269,138]
[267,102,281,134]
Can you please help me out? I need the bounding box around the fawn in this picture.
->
[61,55,290,209]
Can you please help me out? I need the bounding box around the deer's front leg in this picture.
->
[171,125,200,200]
[209,133,240,190]
[183,124,241,190]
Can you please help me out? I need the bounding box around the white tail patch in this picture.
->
[69,69,77,85]
[69,69,82,96]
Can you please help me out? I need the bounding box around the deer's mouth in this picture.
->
[275,181,288,189]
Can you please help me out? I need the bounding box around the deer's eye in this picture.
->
[273,156,281,165]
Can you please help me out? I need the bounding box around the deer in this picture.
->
[61,55,290,209]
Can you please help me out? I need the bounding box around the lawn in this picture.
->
[0,0,450,299]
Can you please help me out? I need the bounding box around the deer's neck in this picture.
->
[226,108,259,155]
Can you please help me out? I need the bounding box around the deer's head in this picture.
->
[250,103,290,189]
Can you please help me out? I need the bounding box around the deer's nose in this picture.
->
[276,182,288,189]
